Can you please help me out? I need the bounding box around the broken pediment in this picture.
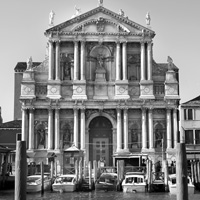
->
[45,6,155,37]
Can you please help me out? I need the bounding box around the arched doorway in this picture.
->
[89,116,113,166]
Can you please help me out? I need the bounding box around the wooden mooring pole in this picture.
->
[15,134,27,200]
[41,161,44,196]
[176,143,188,200]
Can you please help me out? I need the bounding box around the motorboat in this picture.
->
[168,174,195,194]
[27,174,52,192]
[95,172,118,191]
[52,174,77,192]
[122,172,147,193]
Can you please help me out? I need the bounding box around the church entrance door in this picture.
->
[89,116,112,166]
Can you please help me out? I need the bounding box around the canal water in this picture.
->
[0,190,200,200]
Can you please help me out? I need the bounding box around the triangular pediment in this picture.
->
[45,6,155,37]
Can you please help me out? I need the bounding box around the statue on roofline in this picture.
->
[146,12,151,25]
[26,56,33,70]
[98,0,103,7]
[167,56,174,70]
[49,10,55,26]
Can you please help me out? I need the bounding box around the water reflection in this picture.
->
[1,190,200,200]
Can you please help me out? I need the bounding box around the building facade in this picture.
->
[15,2,180,173]
[181,96,200,161]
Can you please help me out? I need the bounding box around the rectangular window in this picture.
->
[185,130,193,144]
[195,130,200,144]
[188,109,193,120]
[184,109,193,120]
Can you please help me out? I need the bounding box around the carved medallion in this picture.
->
[96,17,105,32]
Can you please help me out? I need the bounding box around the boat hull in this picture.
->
[169,184,195,195]
[27,180,51,193]
[122,184,146,193]
[52,184,76,192]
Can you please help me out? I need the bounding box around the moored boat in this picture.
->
[168,174,195,194]
[95,172,118,191]
[27,174,52,192]
[52,174,77,192]
[122,172,147,193]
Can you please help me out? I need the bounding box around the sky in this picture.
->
[0,0,200,123]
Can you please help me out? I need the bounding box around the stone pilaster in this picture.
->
[140,41,146,81]
[148,108,154,150]
[28,108,35,150]
[123,108,129,151]
[73,108,79,148]
[116,108,122,152]
[48,108,54,150]
[116,41,121,81]
[142,108,147,150]
[74,41,79,81]
[80,41,85,81]
[173,108,178,148]
[80,108,85,151]
[122,42,127,81]
[147,41,152,81]
[55,108,60,150]
[166,108,172,149]
[48,40,54,80]
[55,40,60,81]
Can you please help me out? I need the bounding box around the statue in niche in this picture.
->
[131,130,138,148]
[155,130,162,148]
[63,129,71,149]
[97,54,104,69]
[37,127,46,149]
[61,53,71,80]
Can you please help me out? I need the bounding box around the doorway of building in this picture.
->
[89,116,113,166]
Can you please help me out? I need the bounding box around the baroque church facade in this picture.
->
[15,2,180,172]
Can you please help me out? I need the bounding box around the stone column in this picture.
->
[80,41,85,81]
[116,42,121,81]
[122,42,127,81]
[48,40,54,80]
[55,40,60,80]
[147,41,152,81]
[116,108,122,151]
[48,109,54,150]
[80,108,85,151]
[148,108,154,149]
[73,108,79,148]
[142,108,147,149]
[21,108,27,142]
[29,109,35,150]
[166,109,172,149]
[173,108,178,148]
[123,108,129,151]
[55,108,60,150]
[74,41,79,81]
[140,42,146,81]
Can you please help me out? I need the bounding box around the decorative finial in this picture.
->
[167,56,174,70]
[26,56,33,70]
[49,10,55,26]
[71,5,81,18]
[146,12,151,26]
[119,9,125,17]
[98,0,103,7]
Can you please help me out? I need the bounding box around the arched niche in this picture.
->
[87,45,112,81]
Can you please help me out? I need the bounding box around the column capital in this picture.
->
[48,39,54,44]
[55,40,61,45]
